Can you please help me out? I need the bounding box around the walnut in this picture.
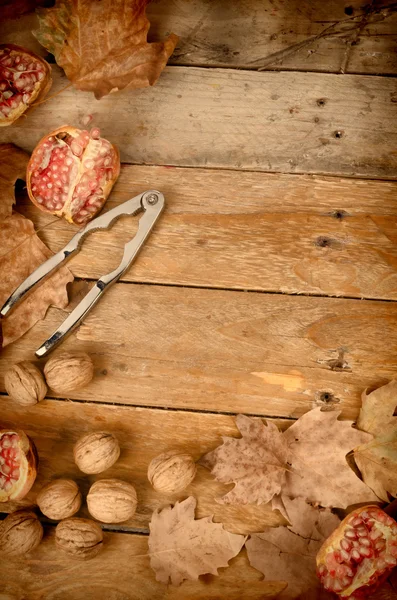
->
[4,361,47,406]
[0,510,43,556]
[73,431,120,474]
[55,517,103,560]
[87,479,137,523]
[37,479,82,520]
[44,352,94,395]
[148,451,197,494]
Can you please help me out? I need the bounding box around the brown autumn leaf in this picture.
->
[199,414,288,505]
[0,212,73,345]
[201,409,379,511]
[34,0,178,99]
[283,407,379,509]
[0,144,30,221]
[246,496,340,600]
[353,380,397,501]
[148,496,246,586]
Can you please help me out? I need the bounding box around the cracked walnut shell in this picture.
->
[148,451,197,494]
[73,431,120,474]
[37,479,82,520]
[87,479,138,523]
[5,361,47,406]
[44,351,94,395]
[0,510,43,556]
[55,517,103,560]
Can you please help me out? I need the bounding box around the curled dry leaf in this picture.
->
[0,144,29,221]
[0,212,73,346]
[34,0,179,99]
[148,496,245,586]
[200,414,288,505]
[246,496,340,600]
[354,380,397,502]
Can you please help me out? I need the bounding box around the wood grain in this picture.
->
[0,531,284,600]
[0,68,396,178]
[16,165,397,300]
[1,2,396,75]
[1,283,397,419]
[0,397,288,534]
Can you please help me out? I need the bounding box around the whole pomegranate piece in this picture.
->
[0,430,38,502]
[316,505,397,598]
[27,126,120,224]
[0,44,52,127]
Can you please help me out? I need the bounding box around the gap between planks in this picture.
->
[0,68,396,179]
[0,391,298,422]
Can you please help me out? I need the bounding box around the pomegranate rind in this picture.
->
[0,44,52,127]
[27,125,120,224]
[0,429,38,502]
[316,505,397,598]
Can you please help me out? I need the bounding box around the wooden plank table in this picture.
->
[0,3,397,598]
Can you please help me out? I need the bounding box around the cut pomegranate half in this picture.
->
[27,126,120,224]
[316,505,397,598]
[0,430,38,502]
[0,44,52,127]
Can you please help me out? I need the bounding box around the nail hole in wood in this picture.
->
[315,236,332,248]
[332,210,348,220]
[334,130,344,139]
[317,391,340,410]
[344,5,354,15]
[317,98,327,107]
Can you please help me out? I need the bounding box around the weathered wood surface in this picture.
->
[0,397,288,533]
[1,283,397,419]
[1,2,396,75]
[17,165,397,300]
[0,68,396,178]
[0,532,283,600]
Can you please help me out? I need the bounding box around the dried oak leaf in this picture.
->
[0,144,29,221]
[199,414,288,505]
[283,407,379,509]
[353,380,397,501]
[34,0,179,99]
[0,212,73,346]
[246,496,340,600]
[148,496,245,586]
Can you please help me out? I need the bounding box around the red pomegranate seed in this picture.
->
[344,529,356,540]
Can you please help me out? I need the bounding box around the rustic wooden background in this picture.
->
[0,1,397,598]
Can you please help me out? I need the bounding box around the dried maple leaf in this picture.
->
[283,407,379,509]
[34,0,178,99]
[199,414,288,505]
[201,410,378,510]
[354,380,397,501]
[0,212,73,346]
[246,496,340,600]
[148,496,245,586]
[0,144,29,221]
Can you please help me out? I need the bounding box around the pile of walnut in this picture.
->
[4,351,94,405]
[0,429,139,560]
[1,352,198,560]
